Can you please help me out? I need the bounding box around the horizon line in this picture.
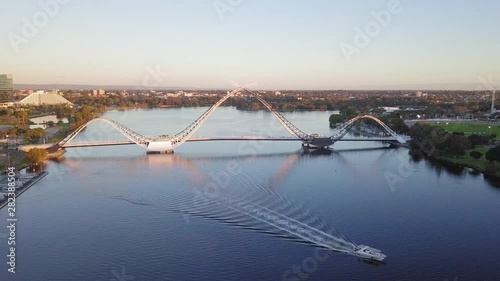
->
[12,83,492,92]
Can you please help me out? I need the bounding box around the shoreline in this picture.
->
[435,157,500,179]
[413,151,500,180]
[0,171,48,210]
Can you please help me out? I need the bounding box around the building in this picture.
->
[18,91,73,106]
[91,89,105,96]
[492,91,496,114]
[0,74,13,104]
[381,106,400,113]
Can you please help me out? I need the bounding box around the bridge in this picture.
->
[46,87,409,153]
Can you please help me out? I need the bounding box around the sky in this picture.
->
[1,0,499,90]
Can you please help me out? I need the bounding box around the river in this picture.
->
[1,107,499,281]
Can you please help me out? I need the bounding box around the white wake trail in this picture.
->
[184,192,357,254]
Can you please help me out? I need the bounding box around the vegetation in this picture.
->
[485,162,500,177]
[485,145,500,162]
[469,150,483,160]
[0,125,27,139]
[384,117,409,134]
[468,134,492,146]
[25,148,48,165]
[329,114,347,125]
[409,122,500,178]
[23,128,45,143]
[69,105,104,131]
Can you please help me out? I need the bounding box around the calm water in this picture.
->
[1,107,499,281]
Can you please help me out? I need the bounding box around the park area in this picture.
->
[431,122,500,138]
[438,146,491,171]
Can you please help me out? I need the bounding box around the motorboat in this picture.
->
[353,245,386,261]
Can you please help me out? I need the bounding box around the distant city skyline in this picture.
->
[1,0,500,90]
[9,82,498,92]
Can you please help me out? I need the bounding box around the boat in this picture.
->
[352,245,386,261]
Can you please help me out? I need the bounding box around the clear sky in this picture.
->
[1,0,499,90]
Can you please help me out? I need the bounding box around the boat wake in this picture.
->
[106,172,383,260]
[174,188,359,256]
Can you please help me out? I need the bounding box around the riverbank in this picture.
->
[434,155,500,179]
[411,147,500,180]
[408,123,500,181]
[0,171,48,210]
[46,148,65,160]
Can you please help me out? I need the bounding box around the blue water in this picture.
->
[1,107,499,281]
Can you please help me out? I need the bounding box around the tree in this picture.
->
[55,105,73,119]
[25,148,47,164]
[485,162,500,177]
[485,145,500,162]
[343,106,357,118]
[14,110,28,124]
[469,151,483,160]
[23,128,45,143]
[468,134,489,146]
[388,118,409,134]
[329,114,345,125]
[447,135,471,157]
[0,109,12,116]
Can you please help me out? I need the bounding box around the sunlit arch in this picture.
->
[331,115,406,144]
[59,116,151,148]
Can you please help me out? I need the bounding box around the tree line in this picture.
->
[408,122,500,177]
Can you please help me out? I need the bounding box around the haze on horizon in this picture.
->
[1,0,499,90]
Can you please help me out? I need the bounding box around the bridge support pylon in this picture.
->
[302,137,335,149]
[146,141,174,154]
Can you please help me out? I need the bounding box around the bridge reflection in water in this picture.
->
[53,86,409,153]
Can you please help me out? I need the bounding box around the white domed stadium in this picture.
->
[18,91,73,106]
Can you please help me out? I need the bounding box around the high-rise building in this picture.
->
[492,90,496,114]
[0,74,13,104]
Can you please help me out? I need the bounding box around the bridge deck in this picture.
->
[55,136,407,148]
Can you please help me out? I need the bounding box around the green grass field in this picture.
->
[431,122,500,138]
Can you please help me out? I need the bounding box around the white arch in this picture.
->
[58,116,151,148]
[58,86,312,150]
[331,115,406,144]
[169,86,245,147]
[241,88,309,139]
[169,86,311,147]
